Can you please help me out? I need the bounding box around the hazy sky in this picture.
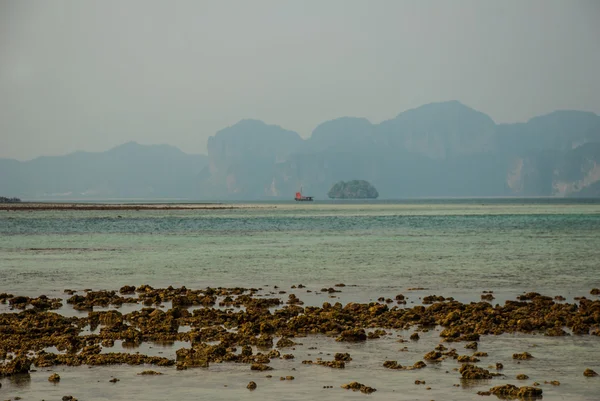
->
[1,0,599,160]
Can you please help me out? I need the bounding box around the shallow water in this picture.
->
[1,200,600,400]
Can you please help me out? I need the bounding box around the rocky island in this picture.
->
[328,180,379,199]
[0,197,21,203]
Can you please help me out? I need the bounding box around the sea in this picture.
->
[1,199,599,400]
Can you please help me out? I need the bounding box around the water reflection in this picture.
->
[8,373,31,388]
[461,378,492,389]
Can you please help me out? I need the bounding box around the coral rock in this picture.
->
[48,373,61,382]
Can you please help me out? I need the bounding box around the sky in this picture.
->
[1,0,599,160]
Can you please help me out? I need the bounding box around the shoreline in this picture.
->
[0,202,242,211]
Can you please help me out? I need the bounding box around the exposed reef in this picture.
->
[1,286,599,397]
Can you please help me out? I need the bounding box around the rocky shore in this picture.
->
[1,286,599,399]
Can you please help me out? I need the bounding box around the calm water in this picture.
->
[1,200,600,400]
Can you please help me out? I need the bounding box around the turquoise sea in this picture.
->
[1,199,600,400]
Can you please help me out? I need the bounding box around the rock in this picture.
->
[512,352,533,360]
[519,386,544,397]
[360,386,376,394]
[422,295,446,304]
[341,381,376,394]
[465,342,478,349]
[584,368,598,377]
[250,363,273,371]
[48,373,61,382]
[517,292,542,301]
[459,364,493,380]
[496,363,503,370]
[572,323,590,335]
[0,355,31,376]
[336,328,367,342]
[490,384,542,399]
[383,361,402,369]
[477,391,491,396]
[545,380,560,386]
[410,332,420,341]
[276,337,297,348]
[119,285,136,294]
[334,353,352,362]
[444,348,458,358]
[137,370,163,375]
[267,349,281,359]
[175,348,209,368]
[316,360,345,369]
[415,380,426,385]
[516,374,529,380]
[367,328,387,339]
[285,376,295,380]
[413,361,427,369]
[109,377,119,383]
[545,327,569,336]
[457,355,480,363]
[286,294,304,305]
[255,334,274,348]
[341,381,362,390]
[247,381,257,390]
[424,351,443,361]
[253,354,269,364]
[8,296,29,307]
[591,288,600,295]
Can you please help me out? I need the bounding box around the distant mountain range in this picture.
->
[2,101,600,200]
[0,142,207,199]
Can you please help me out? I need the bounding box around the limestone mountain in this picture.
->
[201,119,303,199]
[376,100,497,159]
[200,101,600,199]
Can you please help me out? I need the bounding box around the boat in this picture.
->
[294,187,313,201]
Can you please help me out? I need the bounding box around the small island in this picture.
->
[327,180,379,199]
[0,196,21,203]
